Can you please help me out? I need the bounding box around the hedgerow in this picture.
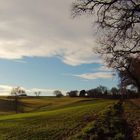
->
[73,101,134,140]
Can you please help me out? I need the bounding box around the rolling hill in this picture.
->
[0,97,139,140]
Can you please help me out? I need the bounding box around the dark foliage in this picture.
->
[67,90,78,97]
[77,102,134,140]
[67,85,139,99]
[79,90,86,97]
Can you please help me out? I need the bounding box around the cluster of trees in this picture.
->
[66,85,139,99]
[10,87,42,97]
[66,90,79,97]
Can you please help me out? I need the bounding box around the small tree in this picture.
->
[34,92,38,96]
[79,90,86,97]
[53,90,63,97]
[34,91,41,97]
[11,87,25,113]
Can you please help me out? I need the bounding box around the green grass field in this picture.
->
[0,97,139,140]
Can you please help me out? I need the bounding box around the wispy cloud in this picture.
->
[73,72,113,80]
[14,60,27,63]
[98,65,113,72]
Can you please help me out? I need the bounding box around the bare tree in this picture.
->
[53,90,63,97]
[34,92,38,97]
[34,91,41,97]
[11,87,26,113]
[38,91,41,96]
[72,0,140,90]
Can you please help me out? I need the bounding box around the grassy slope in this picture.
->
[0,97,103,114]
[0,97,116,140]
[0,97,139,140]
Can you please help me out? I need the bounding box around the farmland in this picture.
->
[0,97,139,140]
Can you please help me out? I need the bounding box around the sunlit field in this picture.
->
[0,97,115,139]
[0,97,139,140]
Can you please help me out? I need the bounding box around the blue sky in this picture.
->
[0,0,118,95]
[0,57,118,95]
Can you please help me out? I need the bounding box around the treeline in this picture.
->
[66,85,139,99]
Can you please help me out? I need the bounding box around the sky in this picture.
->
[0,0,118,96]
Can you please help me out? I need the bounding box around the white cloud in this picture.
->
[0,0,100,66]
[73,72,113,80]
[0,85,12,95]
[0,84,66,96]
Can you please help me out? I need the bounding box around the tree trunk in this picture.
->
[15,96,18,113]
